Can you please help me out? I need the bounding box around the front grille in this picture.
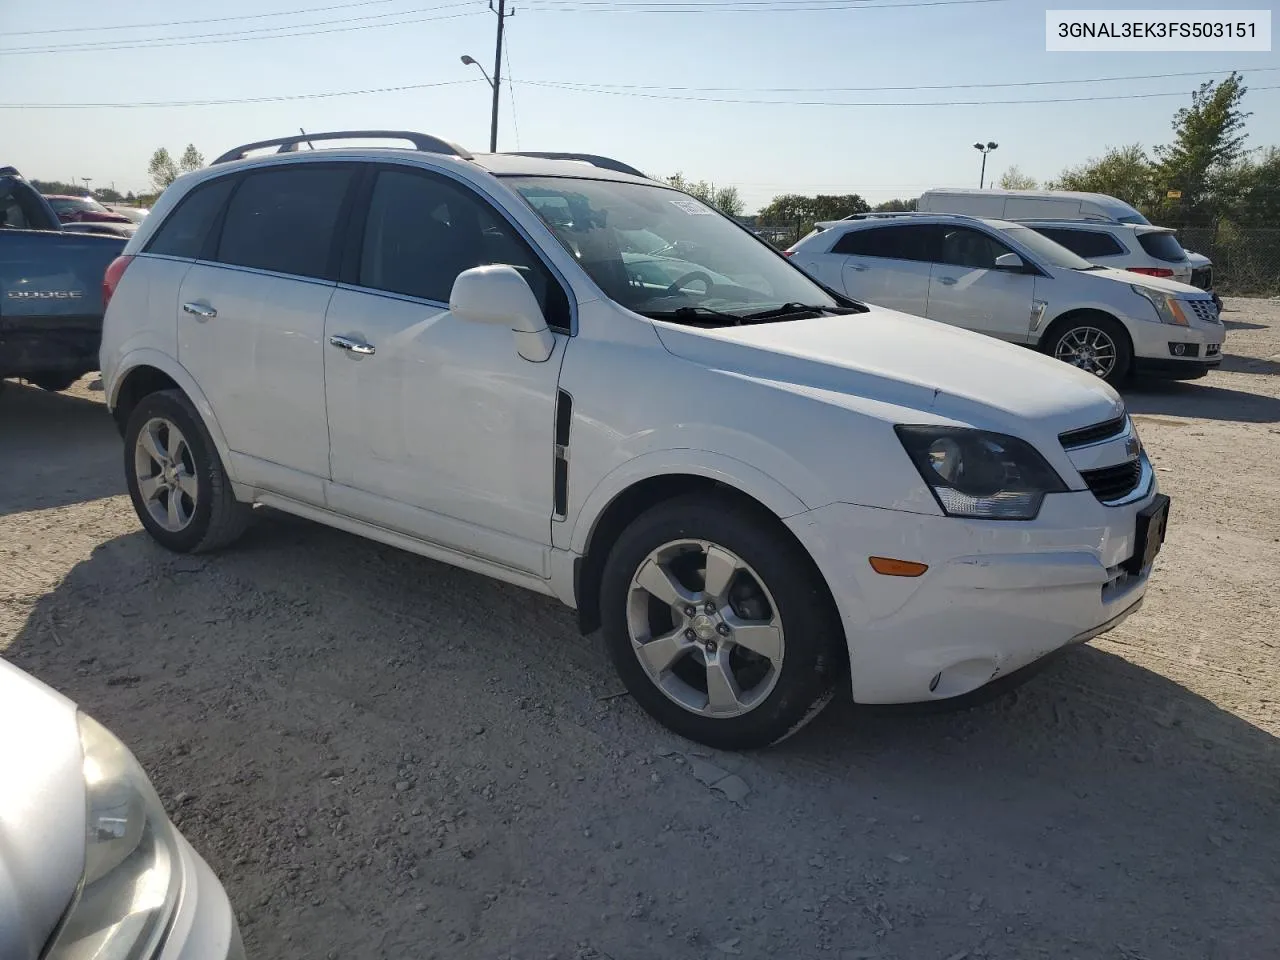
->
[1059,415,1127,449]
[1190,265,1213,290]
[1186,299,1220,324]
[1080,459,1142,503]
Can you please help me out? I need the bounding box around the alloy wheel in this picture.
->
[1055,326,1118,378]
[134,417,198,532]
[626,539,785,718]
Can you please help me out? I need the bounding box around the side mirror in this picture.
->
[994,252,1025,271]
[449,264,556,363]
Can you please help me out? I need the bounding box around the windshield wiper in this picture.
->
[740,302,862,320]
[643,305,746,325]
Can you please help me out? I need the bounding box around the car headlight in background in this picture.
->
[44,713,181,960]
[896,426,1067,521]
[1131,284,1189,326]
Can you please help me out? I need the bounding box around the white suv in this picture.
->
[1016,219,1194,284]
[101,130,1170,750]
[787,212,1224,385]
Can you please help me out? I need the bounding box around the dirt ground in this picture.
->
[3,300,1278,960]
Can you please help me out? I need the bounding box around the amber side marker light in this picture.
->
[868,556,929,577]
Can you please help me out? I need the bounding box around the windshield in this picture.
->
[994,224,1095,271]
[506,176,839,319]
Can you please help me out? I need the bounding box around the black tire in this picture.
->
[26,371,82,392]
[123,389,252,554]
[1045,313,1133,387]
[599,493,844,750]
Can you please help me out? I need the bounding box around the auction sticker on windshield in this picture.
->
[670,199,714,215]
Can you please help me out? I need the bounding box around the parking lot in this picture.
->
[2,299,1278,960]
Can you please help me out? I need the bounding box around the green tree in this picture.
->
[179,144,205,174]
[756,193,817,244]
[1153,72,1249,220]
[147,148,179,192]
[873,197,918,212]
[998,165,1039,190]
[811,194,870,221]
[1048,144,1155,209]
[1213,147,1280,228]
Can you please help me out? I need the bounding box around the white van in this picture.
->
[917,188,1150,225]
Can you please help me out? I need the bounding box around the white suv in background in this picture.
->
[1016,219,1194,284]
[103,130,1170,750]
[787,212,1224,385]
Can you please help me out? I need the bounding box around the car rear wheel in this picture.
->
[599,493,844,750]
[1047,314,1132,386]
[123,389,252,553]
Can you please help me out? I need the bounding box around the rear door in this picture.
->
[926,226,1037,342]
[834,224,938,316]
[177,163,358,495]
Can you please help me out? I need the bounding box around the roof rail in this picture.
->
[502,151,648,179]
[212,130,474,165]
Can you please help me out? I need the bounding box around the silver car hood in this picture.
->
[0,660,86,960]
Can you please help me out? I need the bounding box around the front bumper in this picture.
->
[158,830,244,960]
[785,484,1159,704]
[1124,309,1224,373]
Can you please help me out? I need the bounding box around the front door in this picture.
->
[926,226,1037,342]
[323,165,572,576]
[177,164,358,488]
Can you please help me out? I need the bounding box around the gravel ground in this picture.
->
[3,299,1278,960]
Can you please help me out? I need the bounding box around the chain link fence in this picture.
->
[1176,226,1280,297]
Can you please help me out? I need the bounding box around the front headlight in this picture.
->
[896,426,1067,521]
[44,713,181,960]
[1131,284,1189,326]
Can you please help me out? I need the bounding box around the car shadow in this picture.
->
[4,512,1277,960]
[1122,377,1280,423]
[1218,352,1280,377]
[0,380,124,516]
[1222,318,1268,331]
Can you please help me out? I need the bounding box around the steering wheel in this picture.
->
[665,271,715,298]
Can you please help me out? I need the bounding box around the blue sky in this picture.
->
[1,0,1276,211]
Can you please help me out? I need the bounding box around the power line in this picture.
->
[510,79,1280,107]
[2,69,1270,110]
[0,7,485,56]
[3,0,414,36]
[528,66,1269,94]
[0,0,1007,54]
[505,34,522,151]
[0,79,483,109]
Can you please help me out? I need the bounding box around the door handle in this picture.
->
[847,263,868,272]
[182,302,216,320]
[937,276,957,286]
[328,334,376,356]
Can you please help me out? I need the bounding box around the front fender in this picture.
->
[107,348,241,488]
[566,448,810,556]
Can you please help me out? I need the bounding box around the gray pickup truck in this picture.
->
[1,167,128,391]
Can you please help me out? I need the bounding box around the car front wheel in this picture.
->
[599,494,844,750]
[1047,314,1133,386]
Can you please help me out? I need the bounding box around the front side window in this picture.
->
[357,168,568,328]
[507,176,840,319]
[991,224,1094,271]
[938,227,1014,269]
[215,166,354,279]
[146,177,236,259]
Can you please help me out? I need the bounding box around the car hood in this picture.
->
[652,305,1124,437]
[0,660,86,960]
[1081,266,1206,296]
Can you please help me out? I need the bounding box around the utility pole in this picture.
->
[489,0,512,154]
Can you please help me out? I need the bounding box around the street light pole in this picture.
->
[972,141,998,189]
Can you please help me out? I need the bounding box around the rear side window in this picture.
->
[1031,227,1125,259]
[832,224,936,261]
[1137,231,1186,263]
[145,177,236,259]
[215,166,354,279]
[357,167,569,328]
